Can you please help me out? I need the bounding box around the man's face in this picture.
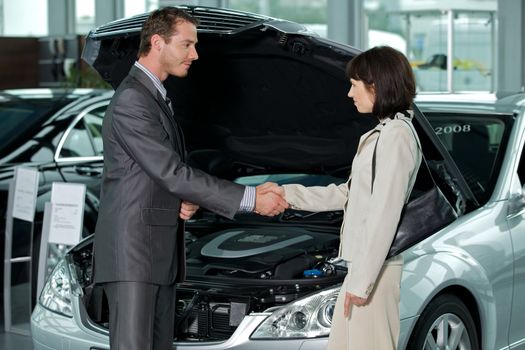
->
[159,20,199,78]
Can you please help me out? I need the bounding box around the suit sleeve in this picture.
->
[346,124,419,298]
[282,180,349,212]
[110,88,245,219]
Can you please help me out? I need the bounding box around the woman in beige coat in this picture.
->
[261,46,422,349]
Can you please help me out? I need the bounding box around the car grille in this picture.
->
[185,303,232,338]
[176,292,249,341]
[90,6,268,38]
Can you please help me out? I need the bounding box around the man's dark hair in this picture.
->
[138,7,199,57]
[346,46,416,119]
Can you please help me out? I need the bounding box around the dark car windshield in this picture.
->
[426,112,513,204]
[235,173,345,187]
[0,94,76,160]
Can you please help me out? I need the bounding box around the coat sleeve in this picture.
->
[346,123,419,298]
[282,180,350,212]
[110,88,245,219]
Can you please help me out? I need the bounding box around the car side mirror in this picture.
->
[508,174,525,219]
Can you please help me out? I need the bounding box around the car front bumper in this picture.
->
[31,300,330,350]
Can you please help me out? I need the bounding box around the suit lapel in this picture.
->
[129,66,186,161]
[156,91,187,161]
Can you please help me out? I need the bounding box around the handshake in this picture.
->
[180,182,289,220]
[254,182,289,216]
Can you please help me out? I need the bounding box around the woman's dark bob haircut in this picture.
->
[346,46,416,120]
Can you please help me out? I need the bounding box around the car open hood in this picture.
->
[82,6,375,175]
[82,6,476,204]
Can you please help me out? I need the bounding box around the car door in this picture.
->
[43,100,109,237]
[425,110,518,348]
[506,115,525,349]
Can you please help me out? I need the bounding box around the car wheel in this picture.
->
[407,294,480,350]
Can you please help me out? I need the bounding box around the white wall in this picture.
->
[3,0,47,36]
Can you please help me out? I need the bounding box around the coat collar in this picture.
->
[357,110,414,155]
[373,110,414,132]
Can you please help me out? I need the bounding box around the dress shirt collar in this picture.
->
[134,61,168,100]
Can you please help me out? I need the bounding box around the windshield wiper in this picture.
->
[281,210,343,223]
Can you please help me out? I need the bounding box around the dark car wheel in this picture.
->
[407,294,480,350]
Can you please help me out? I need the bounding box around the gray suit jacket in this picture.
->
[283,112,421,298]
[93,66,245,285]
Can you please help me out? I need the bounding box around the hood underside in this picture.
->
[167,33,375,175]
[83,7,475,209]
[84,7,375,176]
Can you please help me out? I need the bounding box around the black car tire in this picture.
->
[407,294,480,350]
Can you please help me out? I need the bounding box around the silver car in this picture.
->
[31,5,525,350]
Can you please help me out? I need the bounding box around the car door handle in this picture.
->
[74,166,102,176]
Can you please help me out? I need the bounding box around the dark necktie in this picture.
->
[165,96,174,115]
[164,96,186,160]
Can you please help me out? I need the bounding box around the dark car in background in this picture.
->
[0,88,112,325]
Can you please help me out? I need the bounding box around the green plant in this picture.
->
[63,64,111,89]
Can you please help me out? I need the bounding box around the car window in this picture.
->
[235,174,345,187]
[426,113,512,203]
[84,106,105,156]
[60,120,96,157]
[515,134,525,188]
[0,98,72,160]
[59,105,106,159]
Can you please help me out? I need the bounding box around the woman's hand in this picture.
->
[344,292,368,318]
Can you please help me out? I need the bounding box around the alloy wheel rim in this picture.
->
[424,312,472,350]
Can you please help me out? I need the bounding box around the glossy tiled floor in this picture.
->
[0,331,34,350]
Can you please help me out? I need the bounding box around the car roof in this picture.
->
[416,92,525,115]
[1,88,113,114]
[1,88,108,99]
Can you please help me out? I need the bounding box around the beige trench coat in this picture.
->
[283,111,422,298]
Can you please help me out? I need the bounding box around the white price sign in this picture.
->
[12,167,40,222]
[48,182,86,246]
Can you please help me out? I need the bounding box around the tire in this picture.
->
[407,294,480,350]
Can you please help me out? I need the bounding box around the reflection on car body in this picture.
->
[28,5,525,350]
[0,88,112,312]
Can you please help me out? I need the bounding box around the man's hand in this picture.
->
[179,201,199,220]
[255,183,288,216]
[344,292,367,318]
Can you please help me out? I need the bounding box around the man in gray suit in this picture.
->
[93,7,288,350]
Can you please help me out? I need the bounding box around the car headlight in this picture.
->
[39,259,73,317]
[251,286,339,339]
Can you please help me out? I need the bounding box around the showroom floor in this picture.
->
[1,281,35,349]
[0,331,33,349]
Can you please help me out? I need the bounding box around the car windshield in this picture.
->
[235,173,345,187]
[0,93,76,160]
[426,112,513,203]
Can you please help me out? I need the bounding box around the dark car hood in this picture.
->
[83,6,374,176]
[82,6,475,203]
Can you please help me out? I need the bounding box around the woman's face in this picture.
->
[348,78,375,114]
